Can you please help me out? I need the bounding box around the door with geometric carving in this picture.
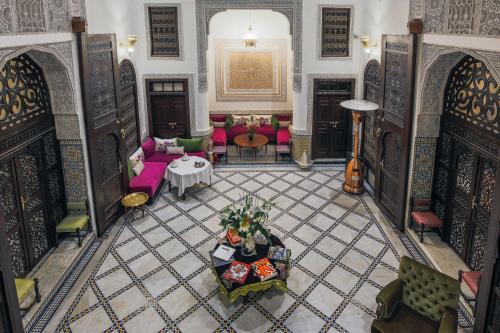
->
[119,59,141,157]
[77,34,127,236]
[375,35,417,230]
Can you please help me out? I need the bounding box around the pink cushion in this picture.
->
[228,125,249,140]
[210,115,226,122]
[141,138,155,159]
[276,114,292,121]
[212,127,227,146]
[411,211,443,227]
[129,162,166,197]
[277,128,291,145]
[256,125,276,140]
[462,271,481,296]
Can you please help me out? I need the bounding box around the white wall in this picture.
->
[207,10,293,112]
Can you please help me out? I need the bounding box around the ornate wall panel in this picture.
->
[195,0,303,92]
[60,139,87,203]
[119,60,140,157]
[291,133,312,161]
[319,7,351,58]
[383,50,408,127]
[147,5,181,58]
[410,137,437,201]
[0,0,13,34]
[416,0,500,37]
[15,0,47,33]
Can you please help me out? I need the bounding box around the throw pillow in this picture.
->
[177,138,203,152]
[213,121,225,128]
[128,147,144,167]
[254,115,272,126]
[132,160,145,176]
[167,146,184,155]
[233,115,252,126]
[279,120,291,128]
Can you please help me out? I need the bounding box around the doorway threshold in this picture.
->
[313,158,345,164]
[22,232,101,332]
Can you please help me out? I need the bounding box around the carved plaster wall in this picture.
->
[0,43,88,202]
[0,0,86,35]
[409,0,500,37]
[195,0,303,93]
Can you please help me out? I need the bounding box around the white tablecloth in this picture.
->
[166,156,213,196]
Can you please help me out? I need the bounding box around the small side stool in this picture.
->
[276,144,291,162]
[214,145,227,163]
[15,278,41,310]
[459,270,481,309]
[56,200,90,247]
[122,192,149,222]
[410,197,443,243]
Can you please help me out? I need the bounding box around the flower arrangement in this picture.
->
[219,194,275,255]
[246,121,260,140]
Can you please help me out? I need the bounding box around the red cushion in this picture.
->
[141,138,155,159]
[210,115,226,122]
[228,125,249,140]
[462,271,481,296]
[411,211,443,227]
[275,114,292,121]
[277,128,291,145]
[256,125,276,140]
[129,162,166,197]
[212,127,227,146]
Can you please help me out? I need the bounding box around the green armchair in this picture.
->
[371,256,460,333]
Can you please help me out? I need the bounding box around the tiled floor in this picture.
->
[46,165,411,333]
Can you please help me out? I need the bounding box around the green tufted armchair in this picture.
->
[371,256,460,333]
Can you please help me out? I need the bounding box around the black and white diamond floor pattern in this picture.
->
[54,166,405,333]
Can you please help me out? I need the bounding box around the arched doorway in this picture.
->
[0,54,66,277]
[432,55,498,270]
[119,59,141,157]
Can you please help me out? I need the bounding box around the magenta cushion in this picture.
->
[129,162,166,197]
[228,125,249,140]
[141,138,155,159]
[210,115,226,122]
[277,128,291,145]
[256,125,276,140]
[276,114,292,121]
[212,127,227,146]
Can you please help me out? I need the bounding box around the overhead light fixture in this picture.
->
[243,12,257,47]
[360,36,377,53]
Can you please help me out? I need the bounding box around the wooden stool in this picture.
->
[15,278,41,310]
[459,270,481,309]
[56,200,90,247]
[410,197,443,243]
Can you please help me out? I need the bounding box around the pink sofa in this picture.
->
[129,138,205,199]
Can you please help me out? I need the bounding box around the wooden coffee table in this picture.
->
[234,134,269,158]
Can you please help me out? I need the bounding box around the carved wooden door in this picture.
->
[119,59,141,157]
[362,60,381,191]
[147,79,190,139]
[312,80,354,159]
[375,35,417,230]
[77,34,127,236]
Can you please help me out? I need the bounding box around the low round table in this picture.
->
[234,134,269,158]
[121,192,149,222]
[166,156,213,199]
[210,235,289,303]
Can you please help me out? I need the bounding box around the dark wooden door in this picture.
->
[375,35,417,230]
[77,34,127,236]
[0,198,24,333]
[312,80,354,159]
[119,59,141,157]
[147,79,190,139]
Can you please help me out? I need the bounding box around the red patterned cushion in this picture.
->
[210,115,226,122]
[462,271,481,296]
[275,114,292,121]
[411,211,443,227]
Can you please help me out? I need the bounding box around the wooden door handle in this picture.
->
[376,128,382,137]
[20,196,27,210]
[120,129,126,139]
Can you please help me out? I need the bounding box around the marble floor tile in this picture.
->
[284,305,325,333]
[109,286,148,319]
[231,306,273,333]
[258,289,296,319]
[159,286,197,319]
[155,238,187,261]
[122,307,166,333]
[306,283,344,316]
[299,250,331,276]
[69,306,112,333]
[177,307,219,333]
[142,268,178,298]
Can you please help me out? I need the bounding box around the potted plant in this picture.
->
[246,121,259,140]
[219,194,275,256]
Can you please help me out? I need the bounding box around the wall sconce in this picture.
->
[127,35,138,54]
[360,36,377,54]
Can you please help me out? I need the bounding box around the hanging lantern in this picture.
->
[243,25,257,48]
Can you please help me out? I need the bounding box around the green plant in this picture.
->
[219,194,275,243]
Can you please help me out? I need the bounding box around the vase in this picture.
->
[241,235,257,256]
[248,133,254,141]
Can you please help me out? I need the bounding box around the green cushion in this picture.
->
[177,138,203,152]
[127,160,135,180]
[15,278,35,304]
[56,215,89,233]
[398,256,460,322]
[271,115,279,131]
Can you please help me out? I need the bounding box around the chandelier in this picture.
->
[243,12,257,47]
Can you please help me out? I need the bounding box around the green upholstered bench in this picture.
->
[371,256,460,333]
[56,201,90,247]
[15,278,41,310]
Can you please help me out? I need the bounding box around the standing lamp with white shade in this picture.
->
[340,99,379,194]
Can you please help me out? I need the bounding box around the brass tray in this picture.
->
[121,192,149,208]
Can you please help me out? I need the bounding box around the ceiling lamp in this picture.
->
[243,12,257,47]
